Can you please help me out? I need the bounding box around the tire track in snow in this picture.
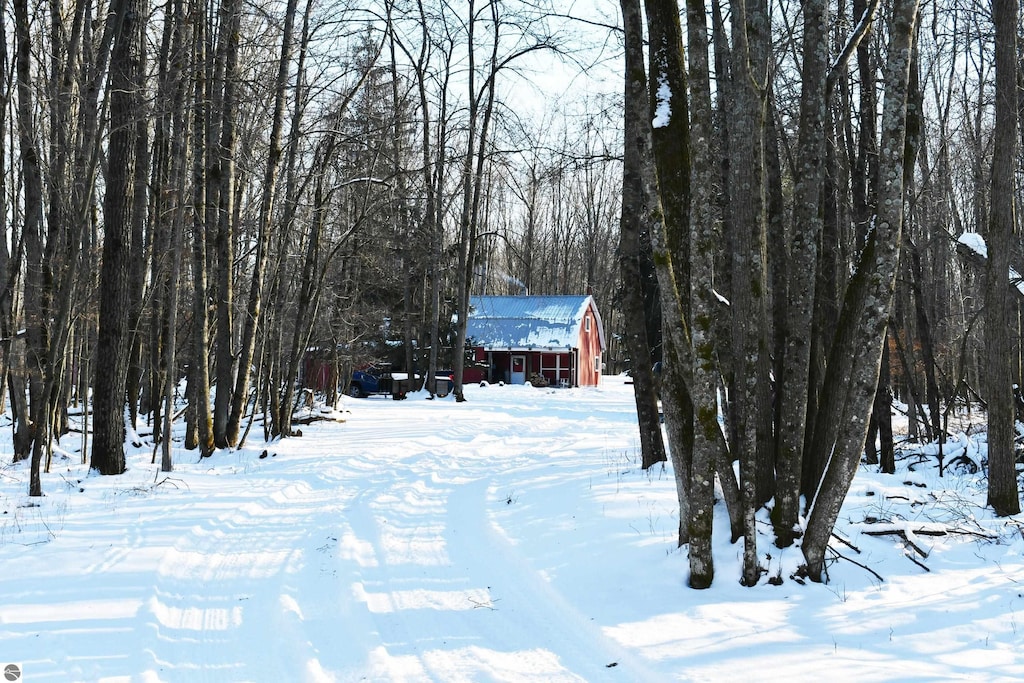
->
[440,477,662,682]
[142,475,353,682]
[137,388,645,681]
[330,440,661,681]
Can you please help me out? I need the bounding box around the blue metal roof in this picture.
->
[466,295,605,351]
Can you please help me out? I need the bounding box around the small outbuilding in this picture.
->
[463,294,606,387]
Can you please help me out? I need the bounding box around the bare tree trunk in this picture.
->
[386,9,417,388]
[278,139,330,438]
[453,0,500,403]
[908,240,942,442]
[726,0,771,587]
[802,0,919,580]
[450,2,548,400]
[800,0,881,496]
[146,2,179,438]
[161,164,186,473]
[985,0,1021,516]
[13,0,47,479]
[408,0,450,398]
[618,195,667,469]
[0,5,23,460]
[211,0,242,448]
[644,0,693,517]
[271,0,315,437]
[625,0,745,569]
[876,329,895,473]
[126,22,152,432]
[159,0,192,472]
[619,0,668,471]
[227,0,300,445]
[92,0,143,475]
[685,0,720,588]
[188,0,214,457]
[774,0,829,549]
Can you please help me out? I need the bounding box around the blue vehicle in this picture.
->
[349,364,395,398]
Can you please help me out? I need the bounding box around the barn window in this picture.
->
[594,355,600,372]
[585,315,591,332]
[541,353,571,384]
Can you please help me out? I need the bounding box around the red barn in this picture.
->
[463,295,606,387]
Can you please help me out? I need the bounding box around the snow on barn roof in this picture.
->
[466,295,605,351]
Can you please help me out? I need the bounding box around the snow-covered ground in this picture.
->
[1,378,1022,682]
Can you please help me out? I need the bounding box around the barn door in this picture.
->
[511,355,527,384]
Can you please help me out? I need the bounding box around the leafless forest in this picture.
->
[0,0,1020,583]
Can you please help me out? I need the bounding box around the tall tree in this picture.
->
[449,0,554,401]
[92,0,144,475]
[773,0,830,548]
[188,0,214,457]
[226,0,301,445]
[685,0,721,588]
[726,0,772,587]
[0,5,18,449]
[12,0,45,472]
[451,0,498,403]
[211,0,243,448]
[984,0,1021,516]
[645,0,693,506]
[619,0,667,470]
[157,0,192,472]
[415,1,453,400]
[801,0,920,580]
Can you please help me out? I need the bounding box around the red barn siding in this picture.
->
[463,295,605,388]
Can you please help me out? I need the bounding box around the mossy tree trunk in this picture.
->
[802,0,920,580]
[619,0,667,471]
[773,0,830,549]
[684,0,721,588]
